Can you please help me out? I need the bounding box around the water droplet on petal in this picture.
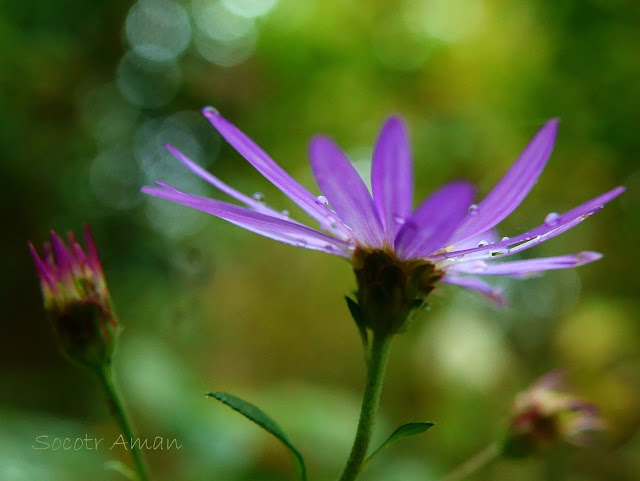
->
[280,209,289,217]
[202,106,219,115]
[324,244,334,252]
[393,215,406,225]
[347,244,356,252]
[501,236,510,242]
[252,192,265,202]
[477,240,489,247]
[316,195,329,206]
[544,212,560,226]
[470,260,486,270]
[468,204,479,215]
[295,238,308,247]
[327,215,337,224]
[491,248,510,256]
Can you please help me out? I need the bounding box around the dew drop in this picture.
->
[316,195,329,206]
[477,240,489,247]
[324,244,334,252]
[501,236,510,242]
[280,209,289,217]
[470,260,486,270]
[491,248,510,256]
[347,244,356,252]
[544,212,560,226]
[467,204,479,215]
[393,216,406,225]
[252,192,265,202]
[295,238,308,247]
[202,106,219,115]
[326,215,337,224]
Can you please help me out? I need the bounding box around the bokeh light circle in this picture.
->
[221,0,278,18]
[117,51,182,108]
[125,0,192,62]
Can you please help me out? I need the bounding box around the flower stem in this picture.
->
[440,443,500,481]
[97,364,152,481]
[338,332,393,481]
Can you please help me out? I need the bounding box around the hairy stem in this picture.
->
[97,364,152,481]
[338,333,393,481]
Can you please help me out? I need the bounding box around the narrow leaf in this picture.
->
[345,295,368,351]
[208,391,307,481]
[365,422,435,465]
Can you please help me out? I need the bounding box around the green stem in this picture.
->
[97,364,152,481]
[338,333,393,481]
[440,443,500,481]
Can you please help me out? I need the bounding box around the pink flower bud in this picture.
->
[29,225,118,368]
[503,370,604,458]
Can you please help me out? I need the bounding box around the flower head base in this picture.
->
[351,249,442,336]
[142,109,624,309]
[502,371,604,458]
[29,225,118,368]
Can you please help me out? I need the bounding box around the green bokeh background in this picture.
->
[2,0,639,480]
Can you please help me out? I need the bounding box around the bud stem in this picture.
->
[97,364,152,481]
[338,332,393,481]
[440,442,500,481]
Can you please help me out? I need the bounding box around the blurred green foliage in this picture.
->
[1,0,638,480]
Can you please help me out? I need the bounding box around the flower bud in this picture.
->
[502,370,604,458]
[29,225,118,369]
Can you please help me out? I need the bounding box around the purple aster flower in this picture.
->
[143,110,623,317]
[29,225,118,368]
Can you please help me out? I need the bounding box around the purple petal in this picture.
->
[432,186,625,263]
[449,251,602,276]
[394,181,474,260]
[43,243,54,267]
[533,369,566,390]
[83,224,104,275]
[440,274,507,308]
[28,243,57,291]
[154,180,309,231]
[371,116,413,242]
[309,136,384,248]
[449,119,559,245]
[164,144,289,220]
[201,108,350,237]
[452,229,499,251]
[143,185,354,257]
[49,231,74,284]
[67,232,88,276]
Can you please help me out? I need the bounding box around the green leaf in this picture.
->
[365,422,435,466]
[208,391,307,481]
[345,295,368,350]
